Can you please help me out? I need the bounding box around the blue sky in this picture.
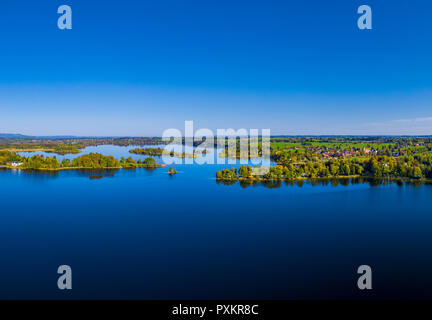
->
[0,0,431,136]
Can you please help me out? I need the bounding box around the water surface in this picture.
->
[2,145,432,299]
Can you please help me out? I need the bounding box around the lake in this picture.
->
[1,145,432,299]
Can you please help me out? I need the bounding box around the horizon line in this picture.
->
[2,133,432,139]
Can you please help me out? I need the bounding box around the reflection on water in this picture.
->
[19,168,120,179]
[6,167,165,181]
[89,173,115,180]
[218,177,432,189]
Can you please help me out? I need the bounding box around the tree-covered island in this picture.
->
[129,147,198,158]
[168,167,178,175]
[0,151,164,171]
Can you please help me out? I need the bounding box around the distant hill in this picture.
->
[0,133,82,139]
[0,133,31,139]
[0,133,120,139]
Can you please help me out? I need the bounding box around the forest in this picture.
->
[216,153,432,182]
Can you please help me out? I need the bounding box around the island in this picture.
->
[168,167,178,175]
[0,151,164,171]
[129,147,198,159]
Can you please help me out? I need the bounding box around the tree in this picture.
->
[238,165,249,178]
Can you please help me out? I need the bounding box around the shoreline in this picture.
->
[0,164,166,172]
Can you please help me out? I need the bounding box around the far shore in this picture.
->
[2,148,82,155]
[4,148,55,152]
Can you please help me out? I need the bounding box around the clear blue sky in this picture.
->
[0,0,431,136]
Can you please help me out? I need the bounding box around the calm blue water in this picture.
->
[2,145,432,299]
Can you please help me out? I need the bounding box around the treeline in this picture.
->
[271,136,432,146]
[216,154,432,182]
[130,148,164,156]
[0,150,26,165]
[0,140,85,154]
[120,156,160,168]
[65,153,121,168]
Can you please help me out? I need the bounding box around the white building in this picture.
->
[7,161,23,167]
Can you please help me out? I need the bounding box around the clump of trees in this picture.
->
[0,150,25,165]
[120,156,138,168]
[130,148,164,156]
[26,155,61,170]
[70,153,121,168]
[0,151,61,170]
[142,156,159,167]
[216,167,238,180]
